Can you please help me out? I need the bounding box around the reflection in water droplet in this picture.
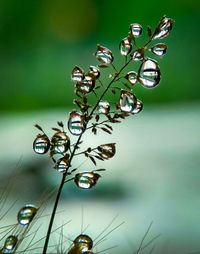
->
[89,66,100,79]
[125,71,138,85]
[119,37,132,56]
[130,23,142,37]
[152,16,173,40]
[95,45,114,66]
[71,66,84,83]
[138,59,161,88]
[74,172,100,189]
[55,155,70,173]
[17,204,37,226]
[131,50,144,61]
[76,73,95,94]
[68,111,86,136]
[51,132,70,155]
[150,43,167,57]
[74,234,93,249]
[33,134,50,154]
[2,235,18,252]
[98,101,110,114]
[97,143,116,159]
[132,100,143,114]
[119,90,137,113]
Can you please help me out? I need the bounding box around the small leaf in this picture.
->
[95,114,100,122]
[100,127,112,134]
[34,124,44,132]
[92,127,97,135]
[52,127,61,132]
[57,121,64,128]
[89,155,97,166]
[104,124,113,130]
[147,26,152,38]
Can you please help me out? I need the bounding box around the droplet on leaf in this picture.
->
[119,37,132,56]
[119,90,137,113]
[152,16,173,40]
[55,154,70,173]
[125,71,138,85]
[74,234,93,249]
[51,132,70,155]
[2,235,18,252]
[132,99,143,114]
[131,49,144,61]
[98,101,110,114]
[71,66,84,83]
[95,45,114,66]
[74,172,101,189]
[17,204,37,226]
[97,143,116,159]
[138,59,161,88]
[76,73,95,94]
[130,23,143,37]
[33,134,50,155]
[150,43,167,57]
[89,66,100,79]
[68,111,86,136]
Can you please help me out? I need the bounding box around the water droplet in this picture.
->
[33,134,50,154]
[119,37,132,56]
[131,49,144,61]
[152,16,173,40]
[125,71,138,85]
[76,73,95,94]
[150,43,167,57]
[68,243,89,254]
[17,204,37,226]
[74,172,101,189]
[68,111,86,136]
[2,235,18,252]
[95,45,114,66]
[119,90,137,113]
[138,59,161,88]
[132,99,143,114]
[98,101,110,114]
[74,234,93,250]
[130,23,142,37]
[55,154,70,173]
[71,66,84,83]
[89,66,100,79]
[97,143,116,159]
[51,132,70,155]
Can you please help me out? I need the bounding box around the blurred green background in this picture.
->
[0,0,199,112]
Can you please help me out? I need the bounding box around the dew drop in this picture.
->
[89,66,100,79]
[125,71,138,85]
[119,37,132,56]
[2,235,18,252]
[17,204,37,226]
[150,43,167,57]
[119,90,137,113]
[51,132,70,155]
[55,154,70,173]
[98,101,110,114]
[130,23,142,37]
[152,16,173,40]
[71,66,84,83]
[132,100,143,114]
[138,59,161,88]
[97,143,116,159]
[74,172,101,189]
[95,45,114,66]
[33,134,50,155]
[76,73,95,94]
[68,243,89,254]
[131,49,144,61]
[68,111,86,136]
[74,234,93,249]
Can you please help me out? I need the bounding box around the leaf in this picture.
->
[100,127,112,134]
[94,155,105,161]
[52,127,61,132]
[104,124,113,130]
[92,127,97,135]
[147,26,152,38]
[95,114,100,122]
[57,121,64,128]
[89,155,97,166]
[34,124,44,132]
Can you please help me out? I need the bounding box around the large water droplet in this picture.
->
[2,235,18,252]
[89,66,100,79]
[130,23,142,37]
[125,71,138,85]
[119,37,132,56]
[152,16,173,40]
[17,204,37,226]
[51,132,70,155]
[76,73,95,94]
[68,111,86,136]
[71,66,84,83]
[95,45,114,66]
[98,101,110,114]
[74,172,101,189]
[132,99,143,114]
[138,59,161,88]
[119,90,137,113]
[33,134,50,155]
[55,154,70,173]
[74,234,93,250]
[97,143,116,159]
[150,43,167,57]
